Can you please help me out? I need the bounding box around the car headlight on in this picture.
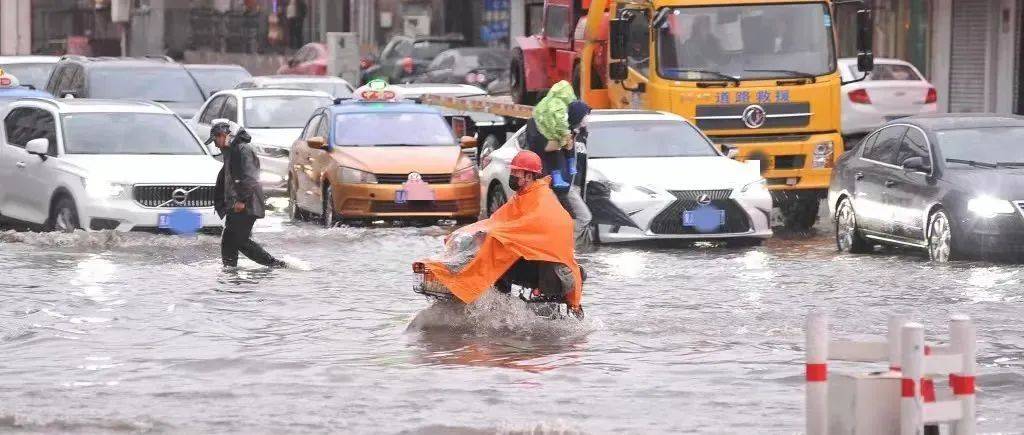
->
[452,165,479,184]
[337,167,377,184]
[811,141,835,168]
[739,178,768,194]
[83,178,129,198]
[253,144,290,159]
[967,196,1016,218]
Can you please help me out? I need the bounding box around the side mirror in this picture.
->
[609,62,628,82]
[902,156,930,173]
[460,136,477,149]
[856,9,874,72]
[609,18,628,61]
[307,136,327,149]
[26,138,49,158]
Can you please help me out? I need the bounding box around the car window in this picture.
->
[333,112,454,146]
[243,95,332,129]
[4,108,33,147]
[544,5,572,41]
[624,8,651,73]
[189,67,251,96]
[69,66,85,93]
[88,66,205,103]
[3,108,57,154]
[56,67,78,95]
[200,96,226,124]
[588,120,718,158]
[315,113,330,138]
[862,125,907,166]
[220,96,238,122]
[853,63,923,81]
[303,114,322,139]
[1,62,56,90]
[62,113,205,155]
[856,131,879,156]
[45,65,65,94]
[897,128,929,167]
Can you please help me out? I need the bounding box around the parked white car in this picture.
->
[236,75,354,99]
[840,58,937,136]
[190,88,333,194]
[479,110,773,244]
[0,98,222,232]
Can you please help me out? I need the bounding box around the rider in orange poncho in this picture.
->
[421,150,583,314]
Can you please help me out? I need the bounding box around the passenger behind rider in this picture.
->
[525,81,594,246]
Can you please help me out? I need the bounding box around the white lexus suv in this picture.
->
[0,98,223,232]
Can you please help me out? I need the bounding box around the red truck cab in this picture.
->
[512,0,608,104]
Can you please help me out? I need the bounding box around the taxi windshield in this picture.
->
[587,120,718,158]
[244,95,332,129]
[657,3,835,81]
[334,112,455,146]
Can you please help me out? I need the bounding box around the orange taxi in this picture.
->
[286,82,480,225]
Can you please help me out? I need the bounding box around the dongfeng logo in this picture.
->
[742,104,767,129]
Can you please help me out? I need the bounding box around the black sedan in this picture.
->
[413,47,511,89]
[828,114,1024,261]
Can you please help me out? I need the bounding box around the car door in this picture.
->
[856,125,907,237]
[310,113,334,213]
[194,95,226,145]
[294,113,323,210]
[1,107,59,223]
[887,126,937,244]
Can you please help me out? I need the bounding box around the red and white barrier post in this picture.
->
[950,315,977,435]
[806,312,828,435]
[901,322,925,435]
[888,314,906,371]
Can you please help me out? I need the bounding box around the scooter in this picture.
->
[413,225,585,319]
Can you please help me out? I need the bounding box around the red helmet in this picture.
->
[510,150,543,174]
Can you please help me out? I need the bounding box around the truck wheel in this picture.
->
[511,49,538,105]
[781,195,820,231]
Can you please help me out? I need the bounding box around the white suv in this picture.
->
[0,98,223,232]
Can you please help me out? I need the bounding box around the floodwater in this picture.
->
[1,213,1023,434]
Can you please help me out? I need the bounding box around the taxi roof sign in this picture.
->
[353,79,401,102]
[0,68,19,88]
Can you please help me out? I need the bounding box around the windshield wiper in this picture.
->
[667,69,740,86]
[946,158,997,168]
[996,162,1024,167]
[744,69,817,84]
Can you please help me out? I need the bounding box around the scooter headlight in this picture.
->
[967,196,1016,218]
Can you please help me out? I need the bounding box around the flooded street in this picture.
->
[2,213,1023,434]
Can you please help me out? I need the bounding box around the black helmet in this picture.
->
[204,119,249,145]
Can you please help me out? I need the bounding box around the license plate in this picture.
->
[683,207,725,228]
[158,209,202,232]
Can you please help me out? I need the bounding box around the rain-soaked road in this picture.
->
[1,211,1023,434]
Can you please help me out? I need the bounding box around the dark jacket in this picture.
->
[214,133,266,219]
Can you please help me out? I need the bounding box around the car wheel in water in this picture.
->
[927,209,956,262]
[322,184,338,228]
[47,196,80,233]
[288,178,306,222]
[835,197,871,253]
[487,184,507,217]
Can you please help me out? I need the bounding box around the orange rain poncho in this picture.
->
[423,177,583,309]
